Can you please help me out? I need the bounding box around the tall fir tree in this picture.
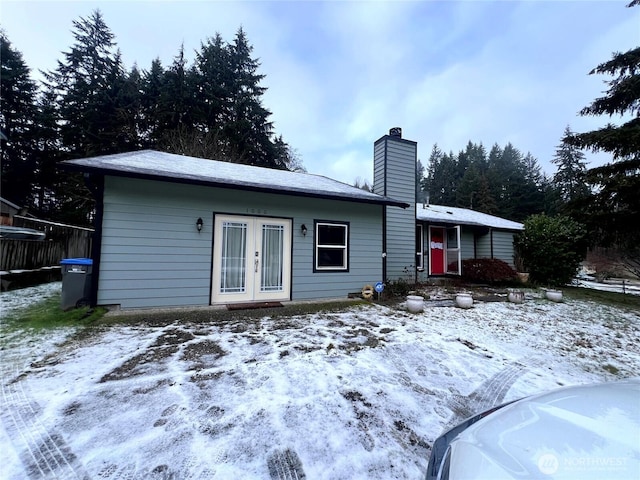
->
[41,9,127,223]
[31,83,65,218]
[564,0,639,274]
[425,145,458,205]
[44,10,125,158]
[552,126,590,204]
[226,27,280,168]
[140,58,166,147]
[0,32,39,209]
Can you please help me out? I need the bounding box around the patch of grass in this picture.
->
[603,364,620,375]
[562,286,640,310]
[3,295,107,330]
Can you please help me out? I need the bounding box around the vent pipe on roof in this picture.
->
[389,127,402,138]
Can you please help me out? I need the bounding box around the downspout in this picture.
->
[83,173,104,308]
[490,228,494,259]
[473,231,477,259]
[382,204,387,283]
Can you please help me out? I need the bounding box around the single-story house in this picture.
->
[62,128,522,309]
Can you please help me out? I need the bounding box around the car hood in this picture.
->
[448,379,640,479]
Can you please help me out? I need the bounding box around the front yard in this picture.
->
[1,284,639,479]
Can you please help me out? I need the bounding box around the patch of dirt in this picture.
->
[342,390,372,408]
[458,338,477,350]
[100,328,195,383]
[180,340,226,362]
[62,401,81,416]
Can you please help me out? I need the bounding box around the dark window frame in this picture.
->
[313,220,350,272]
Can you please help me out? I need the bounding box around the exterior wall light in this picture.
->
[196,217,204,232]
[301,224,307,236]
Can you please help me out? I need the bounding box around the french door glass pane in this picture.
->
[221,221,247,293]
[261,224,284,292]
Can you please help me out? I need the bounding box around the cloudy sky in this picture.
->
[2,1,637,184]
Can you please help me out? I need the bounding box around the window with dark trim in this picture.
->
[314,221,349,271]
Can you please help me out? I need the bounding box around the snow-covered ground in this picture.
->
[1,285,639,479]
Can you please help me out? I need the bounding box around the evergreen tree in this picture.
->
[518,154,545,221]
[41,9,126,223]
[473,174,498,214]
[456,164,482,209]
[44,10,125,158]
[416,159,426,202]
[487,143,521,218]
[0,32,39,208]
[115,64,144,151]
[192,34,231,134]
[455,142,492,210]
[226,27,280,168]
[31,84,64,218]
[552,126,590,204]
[564,0,639,273]
[140,58,166,147]
[425,145,458,205]
[158,44,195,140]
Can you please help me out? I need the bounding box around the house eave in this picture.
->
[416,218,523,232]
[62,163,410,209]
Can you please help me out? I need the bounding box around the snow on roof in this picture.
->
[416,203,524,230]
[62,150,408,207]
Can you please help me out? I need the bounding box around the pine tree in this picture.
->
[425,145,458,205]
[192,34,231,134]
[31,84,64,218]
[41,9,126,223]
[44,10,125,157]
[115,65,144,151]
[140,58,166,147]
[158,44,195,141]
[0,32,39,208]
[564,0,639,275]
[552,126,590,203]
[416,159,426,203]
[226,27,279,168]
[514,152,545,222]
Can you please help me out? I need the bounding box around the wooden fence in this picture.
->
[0,216,93,271]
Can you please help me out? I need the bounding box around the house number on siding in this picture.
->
[246,208,268,215]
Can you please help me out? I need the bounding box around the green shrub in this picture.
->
[515,214,588,286]
[462,258,518,284]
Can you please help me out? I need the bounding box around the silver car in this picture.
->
[426,379,640,479]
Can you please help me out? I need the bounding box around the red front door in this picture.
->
[430,227,445,275]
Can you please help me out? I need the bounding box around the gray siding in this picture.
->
[490,231,517,267]
[373,141,386,196]
[475,233,491,259]
[473,230,517,267]
[373,136,417,281]
[461,229,475,260]
[99,176,383,309]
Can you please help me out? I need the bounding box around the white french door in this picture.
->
[212,215,291,303]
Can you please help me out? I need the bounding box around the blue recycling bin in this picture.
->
[60,258,93,310]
